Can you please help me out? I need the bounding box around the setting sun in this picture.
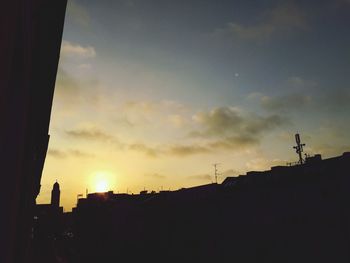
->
[96,180,108,192]
[91,171,115,193]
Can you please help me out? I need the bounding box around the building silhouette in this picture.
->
[32,182,64,262]
[0,2,67,261]
[62,152,350,263]
[51,181,60,207]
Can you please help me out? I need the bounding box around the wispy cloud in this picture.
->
[213,2,308,41]
[48,149,67,159]
[188,174,212,181]
[221,169,239,177]
[47,148,94,159]
[67,1,90,27]
[167,144,211,156]
[61,40,96,58]
[128,143,159,157]
[286,76,317,89]
[69,149,95,158]
[144,173,166,179]
[55,67,80,100]
[261,94,312,112]
[249,87,350,114]
[308,144,350,157]
[65,128,113,141]
[127,143,211,158]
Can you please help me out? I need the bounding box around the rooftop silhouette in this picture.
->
[32,151,350,263]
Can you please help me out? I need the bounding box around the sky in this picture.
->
[37,0,350,211]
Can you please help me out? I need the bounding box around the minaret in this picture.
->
[51,181,60,207]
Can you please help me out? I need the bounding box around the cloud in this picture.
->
[78,63,92,70]
[61,40,96,58]
[125,106,287,158]
[250,88,349,113]
[308,140,350,157]
[286,76,317,89]
[47,148,94,159]
[208,135,258,150]
[192,107,287,140]
[69,149,95,158]
[144,173,166,179]
[188,174,212,181]
[128,143,159,157]
[167,145,211,156]
[261,94,312,112]
[61,105,287,158]
[128,143,211,158]
[55,67,80,101]
[221,169,239,177]
[65,128,114,141]
[120,107,284,157]
[67,1,90,27]
[47,149,67,159]
[167,114,187,128]
[187,107,288,152]
[214,2,308,41]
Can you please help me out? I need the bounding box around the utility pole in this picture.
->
[213,163,220,184]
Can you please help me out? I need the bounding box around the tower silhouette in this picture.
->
[51,181,60,207]
[293,133,306,165]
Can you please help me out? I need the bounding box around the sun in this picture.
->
[96,180,108,192]
[91,171,115,193]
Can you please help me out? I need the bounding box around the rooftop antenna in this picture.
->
[293,133,306,165]
[213,163,220,184]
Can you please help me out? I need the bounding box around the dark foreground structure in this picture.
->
[45,152,350,263]
[0,1,67,262]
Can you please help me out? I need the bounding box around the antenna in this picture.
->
[293,133,306,165]
[213,163,220,184]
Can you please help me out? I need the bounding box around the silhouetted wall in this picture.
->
[0,1,66,262]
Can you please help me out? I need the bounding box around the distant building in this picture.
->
[67,152,350,263]
[51,181,60,207]
[222,152,350,187]
[34,182,64,240]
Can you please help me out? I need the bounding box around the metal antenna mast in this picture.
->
[213,163,220,184]
[293,133,306,165]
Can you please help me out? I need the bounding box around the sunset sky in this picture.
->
[37,0,350,211]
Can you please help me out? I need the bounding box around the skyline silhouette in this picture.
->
[32,151,350,262]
